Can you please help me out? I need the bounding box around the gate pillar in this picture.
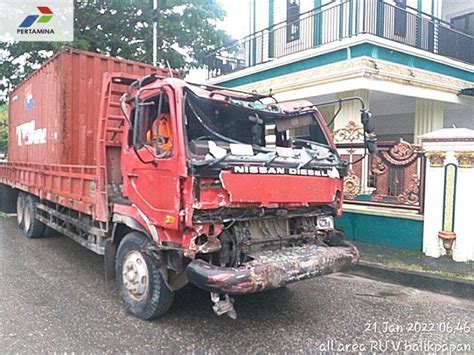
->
[421,128,474,262]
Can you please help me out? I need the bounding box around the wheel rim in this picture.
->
[23,201,31,232]
[122,250,149,301]
[16,196,24,225]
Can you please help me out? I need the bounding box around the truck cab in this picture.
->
[114,76,374,319]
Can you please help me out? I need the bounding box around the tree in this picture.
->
[0,105,7,155]
[0,0,231,102]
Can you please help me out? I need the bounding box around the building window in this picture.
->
[287,0,300,42]
[451,12,474,36]
[394,0,407,37]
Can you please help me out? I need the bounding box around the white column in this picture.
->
[415,99,444,144]
[422,151,446,258]
[452,152,474,262]
[421,128,474,262]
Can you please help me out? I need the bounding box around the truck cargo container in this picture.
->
[10,47,176,166]
[0,47,376,319]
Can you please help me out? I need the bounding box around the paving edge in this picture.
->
[346,262,474,300]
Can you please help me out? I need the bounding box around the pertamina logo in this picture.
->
[17,6,55,35]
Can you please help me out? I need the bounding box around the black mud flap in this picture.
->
[104,240,118,282]
[186,242,359,295]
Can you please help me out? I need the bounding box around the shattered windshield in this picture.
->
[184,86,339,169]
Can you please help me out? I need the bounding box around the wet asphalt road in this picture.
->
[0,216,473,354]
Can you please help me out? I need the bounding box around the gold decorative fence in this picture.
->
[336,138,425,213]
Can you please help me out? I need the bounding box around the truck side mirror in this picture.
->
[365,135,378,154]
[361,110,375,134]
[248,115,264,145]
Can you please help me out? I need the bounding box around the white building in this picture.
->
[205,0,474,251]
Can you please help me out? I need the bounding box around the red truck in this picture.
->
[0,47,376,319]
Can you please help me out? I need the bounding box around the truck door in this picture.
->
[123,87,181,231]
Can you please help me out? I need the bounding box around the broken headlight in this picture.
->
[317,216,334,230]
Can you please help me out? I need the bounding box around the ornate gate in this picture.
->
[336,135,425,212]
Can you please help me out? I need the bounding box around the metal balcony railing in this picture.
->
[205,0,474,79]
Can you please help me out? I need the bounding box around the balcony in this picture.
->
[206,0,474,79]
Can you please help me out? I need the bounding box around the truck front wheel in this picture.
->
[115,232,174,320]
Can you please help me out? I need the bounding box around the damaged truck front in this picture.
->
[121,79,375,319]
[3,50,376,321]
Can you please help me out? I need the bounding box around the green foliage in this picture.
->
[0,105,7,154]
[0,0,231,102]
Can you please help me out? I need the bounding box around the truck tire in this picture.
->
[22,195,45,239]
[116,232,174,320]
[16,192,26,228]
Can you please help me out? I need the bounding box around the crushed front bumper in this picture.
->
[186,242,359,295]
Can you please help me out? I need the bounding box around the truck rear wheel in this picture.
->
[16,192,26,228]
[22,195,45,239]
[115,232,174,320]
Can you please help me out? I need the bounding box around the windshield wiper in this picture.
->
[191,153,230,167]
[298,152,329,169]
[290,138,334,152]
[264,151,278,166]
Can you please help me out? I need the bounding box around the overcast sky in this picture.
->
[217,0,250,40]
[186,0,250,81]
